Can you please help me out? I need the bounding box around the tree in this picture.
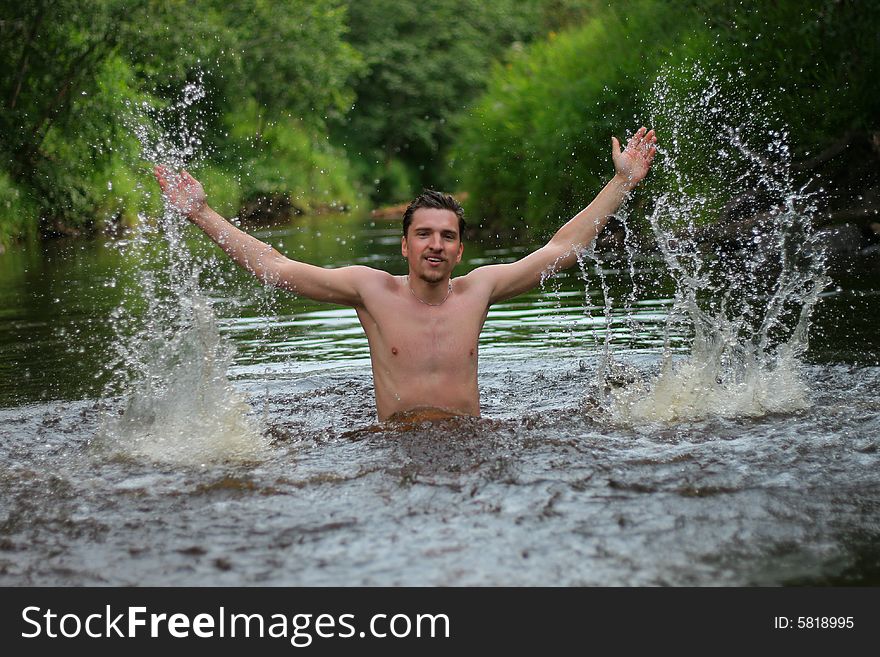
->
[0,0,364,240]
[337,0,544,202]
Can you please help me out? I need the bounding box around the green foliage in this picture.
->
[218,1,362,129]
[453,0,880,238]
[36,53,156,229]
[221,102,359,213]
[338,0,546,203]
[0,172,39,249]
[2,0,876,247]
[453,0,704,238]
[695,0,880,145]
[0,0,362,244]
[192,166,241,220]
[0,1,152,237]
[0,0,143,170]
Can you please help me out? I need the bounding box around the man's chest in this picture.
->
[357,295,487,364]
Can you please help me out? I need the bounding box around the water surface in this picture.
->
[1,213,878,585]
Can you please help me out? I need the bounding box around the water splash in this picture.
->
[101,296,266,464]
[602,64,829,424]
[98,75,267,463]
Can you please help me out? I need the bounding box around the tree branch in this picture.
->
[30,38,105,155]
[7,6,45,111]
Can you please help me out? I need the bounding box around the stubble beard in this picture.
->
[415,267,448,285]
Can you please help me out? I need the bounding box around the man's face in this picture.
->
[402,208,463,283]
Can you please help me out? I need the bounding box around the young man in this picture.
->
[154,127,657,421]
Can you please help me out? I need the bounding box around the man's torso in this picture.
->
[355,272,490,420]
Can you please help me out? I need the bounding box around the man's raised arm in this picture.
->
[470,127,657,304]
[154,166,366,307]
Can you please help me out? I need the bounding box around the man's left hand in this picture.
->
[612,126,657,189]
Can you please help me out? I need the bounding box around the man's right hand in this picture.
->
[154,165,207,218]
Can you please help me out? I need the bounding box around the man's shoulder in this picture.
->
[338,265,394,281]
[454,265,498,289]
[344,266,399,295]
[450,269,497,303]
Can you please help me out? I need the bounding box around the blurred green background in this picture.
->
[1,0,877,248]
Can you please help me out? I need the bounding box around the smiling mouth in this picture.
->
[425,256,445,264]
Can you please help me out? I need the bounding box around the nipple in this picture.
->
[392,347,398,355]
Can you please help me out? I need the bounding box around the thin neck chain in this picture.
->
[406,275,452,306]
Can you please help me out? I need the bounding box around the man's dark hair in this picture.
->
[402,190,467,240]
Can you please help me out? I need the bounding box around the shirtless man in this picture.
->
[155,127,657,421]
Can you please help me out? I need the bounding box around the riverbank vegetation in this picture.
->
[1,0,877,250]
[453,0,880,241]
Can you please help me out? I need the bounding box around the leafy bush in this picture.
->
[219,103,360,215]
[453,0,879,238]
[0,172,38,249]
[452,0,704,239]
[0,0,362,242]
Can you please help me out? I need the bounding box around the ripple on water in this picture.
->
[1,361,879,584]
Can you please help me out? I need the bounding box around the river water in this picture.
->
[3,63,880,585]
[1,209,878,586]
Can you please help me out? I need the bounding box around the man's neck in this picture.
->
[406,273,453,306]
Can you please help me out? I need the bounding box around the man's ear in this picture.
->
[401,235,408,258]
[455,242,463,264]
